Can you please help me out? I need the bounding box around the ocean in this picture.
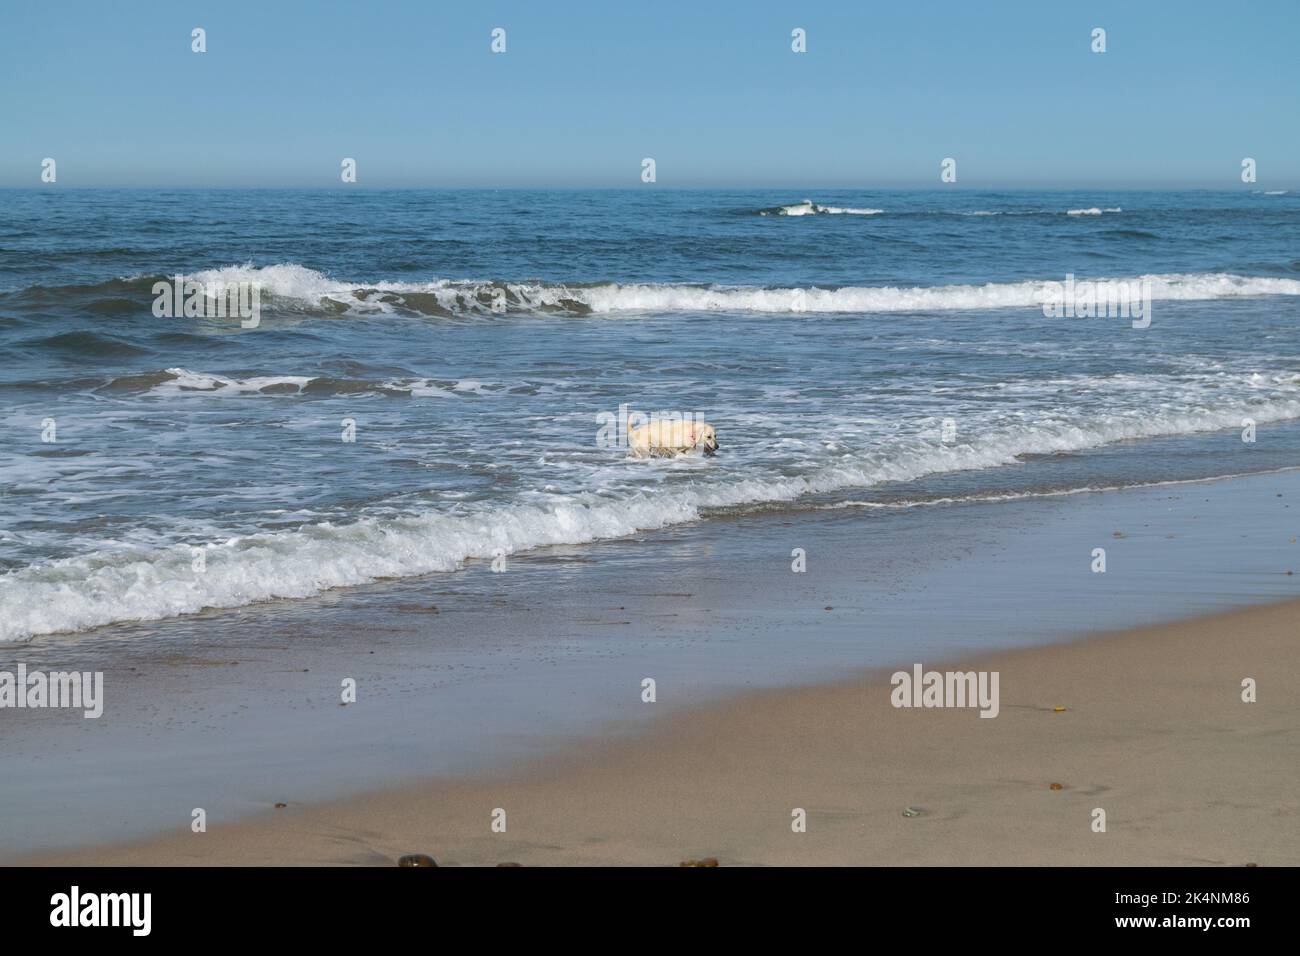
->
[2,187,1299,644]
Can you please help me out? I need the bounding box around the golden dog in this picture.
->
[628,419,718,457]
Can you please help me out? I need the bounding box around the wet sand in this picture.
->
[19,596,1299,866]
[4,466,1299,864]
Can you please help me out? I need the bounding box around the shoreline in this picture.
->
[3,465,1299,863]
[16,596,1299,866]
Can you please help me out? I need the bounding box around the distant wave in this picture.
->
[188,265,1300,316]
[97,367,497,399]
[964,208,1124,217]
[5,266,1300,322]
[5,392,1300,642]
[1101,229,1160,240]
[760,200,884,216]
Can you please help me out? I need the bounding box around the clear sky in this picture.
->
[1,0,1296,188]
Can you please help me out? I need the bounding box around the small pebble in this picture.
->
[902,806,922,818]
[274,802,287,808]
[1053,706,1067,713]
[398,854,437,867]
[1049,783,1064,791]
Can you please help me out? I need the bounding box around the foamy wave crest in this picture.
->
[5,394,1300,641]
[1067,207,1123,216]
[190,263,352,302]
[760,200,884,216]
[98,367,497,399]
[185,265,1300,317]
[159,368,314,394]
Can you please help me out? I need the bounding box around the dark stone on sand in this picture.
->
[274,802,287,808]
[398,853,438,867]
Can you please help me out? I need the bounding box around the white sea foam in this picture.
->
[1066,207,1123,215]
[128,368,495,398]
[190,263,356,303]
[816,205,884,215]
[393,379,457,398]
[186,265,1300,317]
[4,394,1300,641]
[761,200,884,216]
[156,368,315,395]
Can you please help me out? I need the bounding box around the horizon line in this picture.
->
[1,184,1293,192]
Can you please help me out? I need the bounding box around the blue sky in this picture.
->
[1,0,1296,188]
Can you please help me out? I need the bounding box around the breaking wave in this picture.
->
[5,393,1300,642]
[179,265,1300,317]
[760,200,884,216]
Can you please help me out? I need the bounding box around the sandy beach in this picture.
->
[18,592,1297,867]
[4,466,1299,865]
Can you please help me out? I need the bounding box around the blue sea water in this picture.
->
[1,187,1298,643]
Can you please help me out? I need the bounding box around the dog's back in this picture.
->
[627,420,717,457]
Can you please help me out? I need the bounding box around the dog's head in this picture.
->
[698,424,718,455]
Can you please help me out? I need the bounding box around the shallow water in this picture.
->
[1,188,1298,642]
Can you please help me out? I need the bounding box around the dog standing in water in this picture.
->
[627,419,718,457]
